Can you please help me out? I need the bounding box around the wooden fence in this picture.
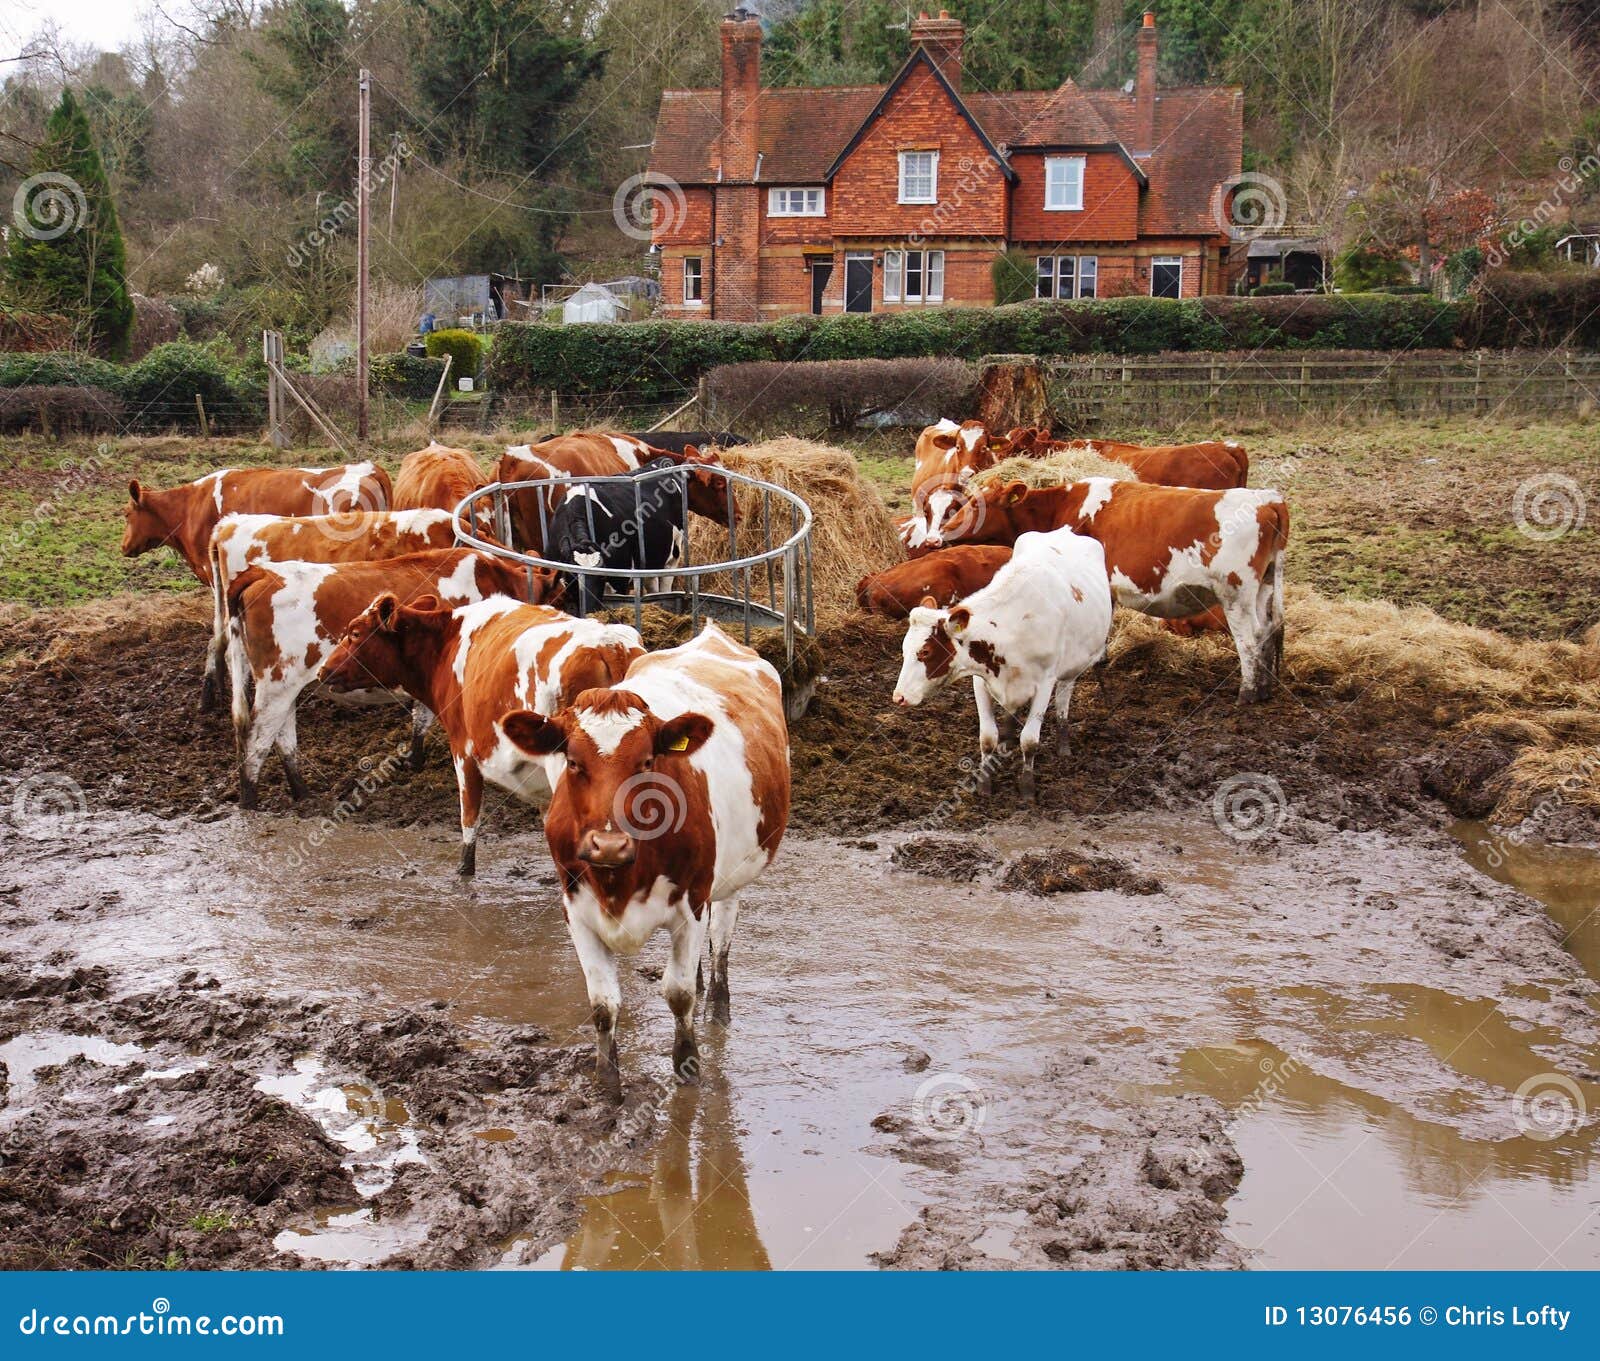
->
[1046,350,1600,427]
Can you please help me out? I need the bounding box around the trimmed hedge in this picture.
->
[0,385,125,435]
[370,351,449,401]
[0,341,263,433]
[705,357,978,432]
[487,293,1475,396]
[425,327,484,378]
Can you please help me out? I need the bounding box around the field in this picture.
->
[1,414,1598,1271]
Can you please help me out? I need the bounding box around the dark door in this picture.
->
[1150,257,1183,298]
[845,255,873,313]
[810,261,833,315]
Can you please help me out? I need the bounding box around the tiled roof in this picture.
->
[648,74,1242,237]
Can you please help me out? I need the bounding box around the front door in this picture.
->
[1150,256,1183,298]
[811,261,833,315]
[845,253,874,313]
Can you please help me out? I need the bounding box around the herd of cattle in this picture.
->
[115,418,1285,1093]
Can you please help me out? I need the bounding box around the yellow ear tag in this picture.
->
[667,734,691,752]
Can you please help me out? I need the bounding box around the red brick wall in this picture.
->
[715,184,761,322]
[830,63,1007,239]
[659,247,712,319]
[1009,151,1139,244]
[653,187,713,248]
[759,189,833,247]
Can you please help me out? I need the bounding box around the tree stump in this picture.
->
[975,357,1051,431]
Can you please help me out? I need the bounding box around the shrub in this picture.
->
[1335,247,1409,292]
[425,327,484,378]
[0,351,126,392]
[705,357,978,431]
[0,384,124,435]
[1250,282,1296,296]
[991,251,1038,306]
[1469,269,1600,349]
[118,341,262,433]
[370,351,450,402]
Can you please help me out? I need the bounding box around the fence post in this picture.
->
[194,394,209,438]
[697,374,710,426]
[263,331,287,448]
[1474,353,1484,414]
[550,390,559,431]
[1120,359,1131,425]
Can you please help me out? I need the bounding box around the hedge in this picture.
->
[0,385,125,435]
[0,341,263,433]
[487,293,1475,396]
[705,357,978,432]
[370,351,449,402]
[425,327,484,378]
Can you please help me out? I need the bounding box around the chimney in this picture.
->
[720,8,762,181]
[1134,10,1157,155]
[910,10,965,94]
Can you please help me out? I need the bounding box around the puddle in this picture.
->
[6,808,1600,1269]
[1454,820,1600,981]
[0,1031,148,1107]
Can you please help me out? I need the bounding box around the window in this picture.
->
[1035,256,1098,300]
[768,187,825,217]
[1044,156,1085,211]
[1150,256,1183,298]
[683,257,703,305]
[883,249,945,303]
[898,150,938,204]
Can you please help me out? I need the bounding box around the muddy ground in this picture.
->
[2,596,1598,1271]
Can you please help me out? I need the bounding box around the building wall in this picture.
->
[830,63,1008,240]
[1008,151,1140,243]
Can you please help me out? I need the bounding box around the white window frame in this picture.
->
[898,150,939,205]
[683,256,704,306]
[1035,255,1098,300]
[768,186,825,217]
[1044,155,1085,211]
[1150,255,1183,298]
[883,249,945,304]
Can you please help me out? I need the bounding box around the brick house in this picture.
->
[648,8,1243,320]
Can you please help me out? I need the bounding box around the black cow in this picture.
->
[549,457,689,616]
[617,431,749,453]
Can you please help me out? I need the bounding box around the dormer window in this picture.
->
[1045,155,1085,211]
[769,187,825,217]
[898,150,938,204]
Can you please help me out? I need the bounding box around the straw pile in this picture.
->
[974,443,1131,490]
[686,437,904,622]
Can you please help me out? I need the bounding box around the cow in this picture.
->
[907,419,993,550]
[497,622,789,1098]
[892,528,1112,801]
[226,549,555,809]
[1065,437,1249,491]
[855,545,1014,617]
[392,442,490,522]
[120,463,392,582]
[934,478,1290,702]
[496,435,731,554]
[201,508,467,712]
[320,596,643,875]
[548,456,703,615]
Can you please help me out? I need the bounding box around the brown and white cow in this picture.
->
[226,549,554,809]
[496,434,732,554]
[202,508,465,711]
[392,442,490,523]
[855,545,1014,617]
[499,623,789,1098]
[321,596,643,875]
[121,463,392,582]
[906,419,993,550]
[936,478,1289,701]
[1066,437,1249,491]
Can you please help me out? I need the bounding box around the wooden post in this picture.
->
[263,331,288,448]
[1474,353,1484,414]
[194,393,209,438]
[356,69,371,443]
[426,353,454,435]
[550,390,559,431]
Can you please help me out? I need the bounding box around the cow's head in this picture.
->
[666,445,735,528]
[893,598,970,706]
[933,479,1029,547]
[502,689,714,872]
[120,480,171,557]
[322,592,443,694]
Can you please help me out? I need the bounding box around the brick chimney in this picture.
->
[720,7,762,182]
[1134,10,1157,155]
[910,10,965,94]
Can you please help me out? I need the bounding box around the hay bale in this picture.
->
[686,437,903,622]
[976,445,1131,490]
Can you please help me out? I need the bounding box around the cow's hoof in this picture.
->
[238,779,258,811]
[1019,768,1037,803]
[285,771,311,802]
[408,741,426,773]
[457,845,477,878]
[199,683,218,715]
[706,979,731,1025]
[673,1038,701,1085]
[596,1059,623,1104]
[976,771,992,798]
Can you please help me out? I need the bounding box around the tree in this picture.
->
[4,87,133,356]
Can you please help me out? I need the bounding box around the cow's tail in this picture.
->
[1230,443,1250,487]
[368,463,394,510]
[224,566,267,751]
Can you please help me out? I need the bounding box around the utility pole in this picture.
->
[357,68,371,443]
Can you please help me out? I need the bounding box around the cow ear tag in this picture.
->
[667,734,691,752]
